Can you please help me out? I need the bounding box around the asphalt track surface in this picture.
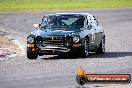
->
[0,8,132,88]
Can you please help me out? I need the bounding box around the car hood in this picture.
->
[30,28,81,37]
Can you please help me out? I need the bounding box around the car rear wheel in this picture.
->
[27,52,38,59]
[81,38,89,57]
[96,37,105,54]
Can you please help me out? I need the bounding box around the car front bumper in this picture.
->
[27,43,82,55]
[39,46,70,53]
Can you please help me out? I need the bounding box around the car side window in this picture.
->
[87,16,92,29]
[88,15,98,28]
[92,16,98,26]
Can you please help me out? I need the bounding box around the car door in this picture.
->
[90,15,102,46]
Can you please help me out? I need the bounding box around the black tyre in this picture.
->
[27,52,38,59]
[96,37,105,54]
[58,53,70,58]
[81,38,89,57]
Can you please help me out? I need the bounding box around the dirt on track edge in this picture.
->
[0,31,23,61]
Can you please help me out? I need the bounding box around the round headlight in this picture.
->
[73,36,80,43]
[27,36,34,43]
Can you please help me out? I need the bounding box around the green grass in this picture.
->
[0,0,132,11]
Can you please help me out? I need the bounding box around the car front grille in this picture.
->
[43,36,64,47]
[42,36,72,47]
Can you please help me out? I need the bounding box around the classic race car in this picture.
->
[27,13,105,59]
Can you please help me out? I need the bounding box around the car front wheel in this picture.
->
[27,52,38,59]
[81,38,89,57]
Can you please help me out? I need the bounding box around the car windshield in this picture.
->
[41,15,85,29]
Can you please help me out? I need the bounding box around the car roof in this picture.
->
[47,13,92,16]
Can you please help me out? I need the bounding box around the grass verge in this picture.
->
[0,0,132,11]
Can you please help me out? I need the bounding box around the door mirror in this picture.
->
[34,24,39,28]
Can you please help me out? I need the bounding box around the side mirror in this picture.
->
[33,24,39,28]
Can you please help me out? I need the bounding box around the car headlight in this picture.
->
[27,36,34,43]
[73,36,80,43]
